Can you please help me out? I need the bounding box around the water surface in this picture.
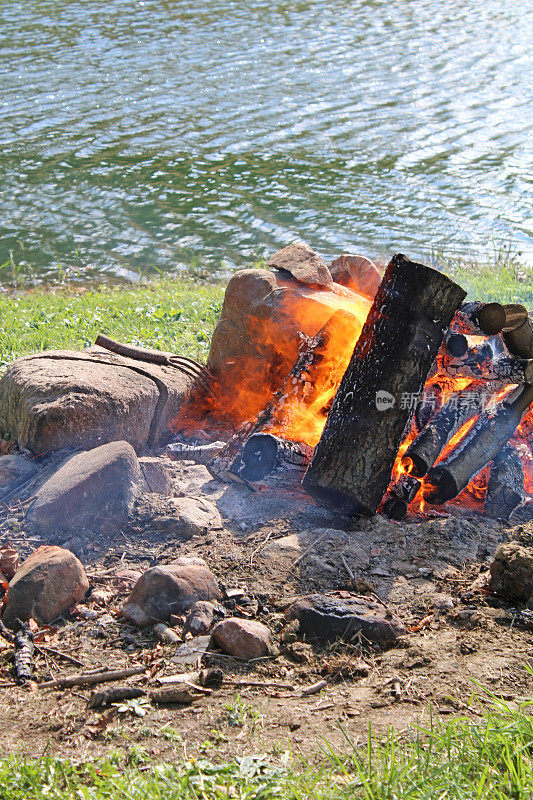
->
[1,0,532,282]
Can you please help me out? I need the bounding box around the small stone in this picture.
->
[284,641,313,664]
[285,592,406,645]
[28,441,141,533]
[489,541,533,603]
[432,593,455,612]
[122,563,221,626]
[329,254,381,298]
[2,545,89,628]
[156,497,223,539]
[0,455,38,490]
[139,457,173,496]
[184,600,219,636]
[211,617,271,659]
[268,242,333,288]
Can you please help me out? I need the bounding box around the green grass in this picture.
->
[0,701,531,799]
[433,247,533,305]
[0,277,224,369]
[0,250,531,372]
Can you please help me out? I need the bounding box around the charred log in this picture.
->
[402,383,494,478]
[423,384,533,505]
[234,434,313,489]
[167,441,225,464]
[437,339,533,385]
[451,302,527,336]
[302,254,466,515]
[484,443,525,520]
[503,311,533,359]
[381,473,422,520]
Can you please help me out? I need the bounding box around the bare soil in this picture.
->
[0,454,532,763]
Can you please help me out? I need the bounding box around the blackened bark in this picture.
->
[235,434,313,489]
[302,254,466,515]
[484,442,525,520]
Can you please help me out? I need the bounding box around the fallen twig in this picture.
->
[87,686,147,709]
[301,679,327,697]
[14,624,35,684]
[40,665,146,689]
[35,645,84,668]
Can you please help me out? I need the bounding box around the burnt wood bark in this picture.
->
[423,384,533,505]
[381,473,422,520]
[302,254,466,515]
[234,433,313,489]
[402,382,494,478]
[14,624,34,684]
[484,443,525,520]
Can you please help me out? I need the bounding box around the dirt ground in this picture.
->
[0,454,532,762]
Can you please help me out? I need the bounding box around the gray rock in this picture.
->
[0,455,38,491]
[268,241,332,288]
[489,541,533,604]
[184,600,219,635]
[122,563,221,626]
[170,635,212,668]
[285,592,406,645]
[329,254,382,298]
[28,441,141,533]
[156,496,223,539]
[139,457,173,496]
[211,617,271,659]
[0,348,194,455]
[2,545,89,628]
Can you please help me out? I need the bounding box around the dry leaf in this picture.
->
[0,544,19,580]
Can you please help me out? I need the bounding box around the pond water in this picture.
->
[1,0,532,283]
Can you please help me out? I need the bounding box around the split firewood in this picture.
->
[87,686,147,709]
[157,668,223,689]
[423,384,533,504]
[401,382,495,478]
[40,665,146,690]
[303,254,466,515]
[14,623,35,684]
[484,442,525,520]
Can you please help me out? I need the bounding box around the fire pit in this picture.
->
[171,246,533,525]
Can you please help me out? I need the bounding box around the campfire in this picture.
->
[170,245,533,524]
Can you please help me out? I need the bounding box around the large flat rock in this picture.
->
[0,347,195,455]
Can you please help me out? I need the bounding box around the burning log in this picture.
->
[438,339,533,385]
[402,383,495,478]
[234,433,313,489]
[503,311,533,359]
[423,384,533,505]
[484,443,525,520]
[381,473,422,520]
[209,309,357,481]
[302,254,466,515]
[451,302,527,336]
